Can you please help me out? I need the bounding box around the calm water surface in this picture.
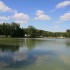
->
[0,38,70,70]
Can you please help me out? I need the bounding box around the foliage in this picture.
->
[66,30,70,38]
[0,22,69,38]
[0,22,24,37]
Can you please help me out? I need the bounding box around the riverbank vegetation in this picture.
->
[0,22,70,38]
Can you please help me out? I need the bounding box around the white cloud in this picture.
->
[13,11,30,23]
[56,1,70,8]
[0,1,29,23]
[36,10,44,16]
[60,11,70,21]
[0,16,10,20]
[14,20,28,24]
[0,11,30,23]
[0,12,30,23]
[54,25,59,28]
[35,15,51,20]
[50,1,70,13]
[55,21,62,24]
[35,10,51,20]
[0,1,12,12]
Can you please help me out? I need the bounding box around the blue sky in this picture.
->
[0,0,70,32]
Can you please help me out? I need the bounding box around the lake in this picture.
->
[0,38,70,70]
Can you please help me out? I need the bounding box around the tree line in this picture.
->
[0,22,70,38]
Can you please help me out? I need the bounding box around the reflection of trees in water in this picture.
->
[25,38,36,50]
[66,40,70,47]
[0,38,20,46]
[25,38,48,50]
[0,38,57,68]
[0,38,25,52]
[0,44,19,52]
[66,42,70,47]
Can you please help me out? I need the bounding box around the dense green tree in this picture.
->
[0,22,69,38]
[26,26,37,38]
[0,22,24,38]
[66,30,70,38]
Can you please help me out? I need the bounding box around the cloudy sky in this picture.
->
[0,0,70,32]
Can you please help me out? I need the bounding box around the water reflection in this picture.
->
[25,38,36,50]
[65,39,70,47]
[0,38,70,70]
[0,44,19,52]
[0,38,56,68]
